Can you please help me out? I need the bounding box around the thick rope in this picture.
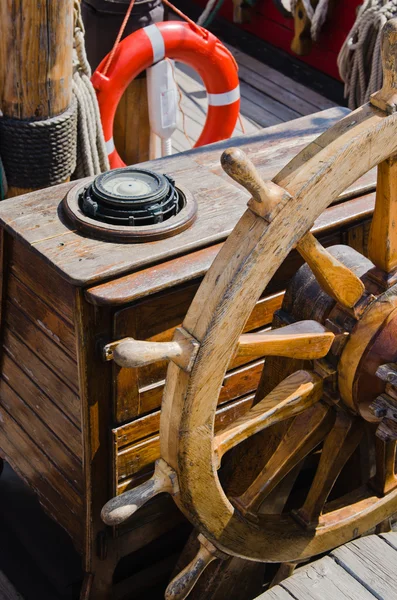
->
[338,0,397,109]
[197,0,218,26]
[0,99,77,188]
[73,0,109,177]
[290,0,329,41]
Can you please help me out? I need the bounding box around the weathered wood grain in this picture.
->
[112,283,282,422]
[8,273,76,358]
[0,378,83,491]
[0,108,377,287]
[115,393,256,490]
[9,239,75,323]
[1,352,82,459]
[379,531,397,550]
[280,555,376,600]
[260,587,294,600]
[0,1,73,119]
[136,357,264,417]
[0,400,83,547]
[5,301,78,393]
[331,535,397,599]
[368,154,397,275]
[2,328,81,427]
[214,371,323,466]
[114,77,150,165]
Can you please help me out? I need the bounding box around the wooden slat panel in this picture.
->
[114,393,255,490]
[331,535,397,599]
[3,329,81,427]
[138,358,264,416]
[117,434,159,484]
[7,273,77,358]
[136,290,279,388]
[2,352,82,458]
[114,411,159,450]
[0,400,83,546]
[113,288,281,421]
[5,301,78,393]
[279,555,375,600]
[9,238,74,323]
[0,379,83,492]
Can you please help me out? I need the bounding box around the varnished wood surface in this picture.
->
[258,533,397,600]
[0,234,83,550]
[0,108,378,287]
[87,191,375,306]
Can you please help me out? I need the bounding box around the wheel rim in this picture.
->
[160,103,397,561]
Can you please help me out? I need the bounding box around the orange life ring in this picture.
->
[91,21,240,169]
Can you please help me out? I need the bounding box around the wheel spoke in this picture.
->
[220,146,365,309]
[214,370,323,467]
[295,412,363,527]
[371,438,397,495]
[368,155,397,277]
[236,320,334,361]
[297,233,365,308]
[233,403,335,514]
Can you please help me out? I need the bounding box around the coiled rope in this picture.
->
[73,0,109,178]
[338,0,397,109]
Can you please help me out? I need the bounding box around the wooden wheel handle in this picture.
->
[165,535,227,600]
[221,147,365,309]
[103,327,199,372]
[101,460,178,526]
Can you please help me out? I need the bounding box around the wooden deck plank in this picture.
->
[228,45,337,111]
[258,534,397,599]
[380,531,397,550]
[280,556,376,600]
[260,586,295,600]
[172,44,337,152]
[0,572,23,600]
[331,535,397,600]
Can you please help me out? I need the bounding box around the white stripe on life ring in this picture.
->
[143,25,165,64]
[106,137,115,155]
[208,85,240,106]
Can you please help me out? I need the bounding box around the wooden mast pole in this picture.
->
[0,0,74,197]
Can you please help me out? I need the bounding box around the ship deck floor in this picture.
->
[172,43,339,153]
[258,532,397,600]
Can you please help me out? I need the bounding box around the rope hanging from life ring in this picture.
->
[92,21,240,169]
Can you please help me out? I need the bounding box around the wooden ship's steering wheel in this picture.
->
[102,20,397,600]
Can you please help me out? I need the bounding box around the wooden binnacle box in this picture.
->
[0,108,379,594]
